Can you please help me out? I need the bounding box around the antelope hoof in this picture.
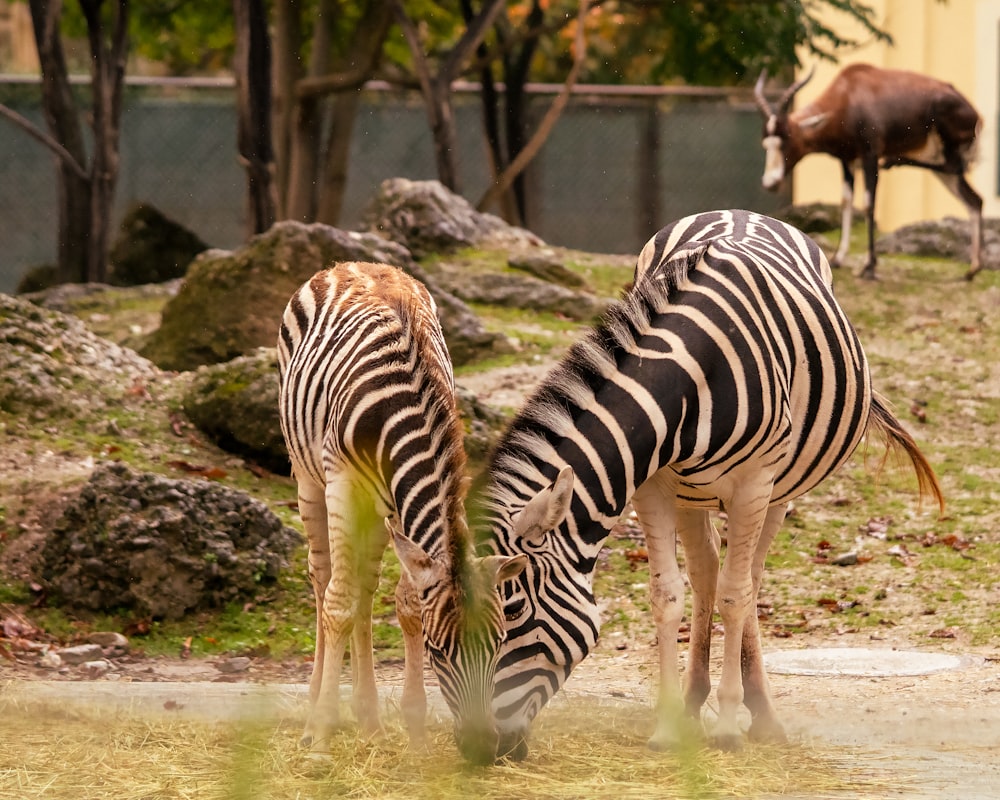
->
[964,267,981,281]
[858,267,878,281]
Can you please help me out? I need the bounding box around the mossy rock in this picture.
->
[139,221,415,372]
[182,348,288,474]
[108,204,209,286]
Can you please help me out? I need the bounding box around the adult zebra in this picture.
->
[277,262,526,764]
[480,210,943,760]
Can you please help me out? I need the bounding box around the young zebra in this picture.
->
[481,210,944,759]
[277,262,526,763]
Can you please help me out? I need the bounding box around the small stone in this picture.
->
[831,551,859,567]
[57,643,104,665]
[38,650,62,670]
[216,656,251,674]
[87,631,129,649]
[83,659,112,678]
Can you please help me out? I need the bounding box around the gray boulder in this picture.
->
[0,292,158,421]
[433,266,610,322]
[877,216,1000,267]
[362,178,543,258]
[182,348,287,474]
[38,461,300,620]
[180,348,511,473]
[776,203,842,233]
[140,221,502,371]
[508,251,588,289]
[108,203,209,286]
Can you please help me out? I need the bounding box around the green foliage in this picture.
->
[510,0,892,86]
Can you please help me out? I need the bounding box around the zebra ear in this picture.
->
[513,466,574,545]
[390,526,439,590]
[481,553,529,585]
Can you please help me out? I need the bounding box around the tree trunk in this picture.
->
[391,0,506,194]
[28,0,90,284]
[80,0,129,284]
[477,0,589,214]
[233,0,277,237]
[284,0,332,222]
[316,90,359,225]
[270,0,302,218]
[313,1,391,225]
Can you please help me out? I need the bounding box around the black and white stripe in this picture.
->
[482,210,942,758]
[278,262,524,764]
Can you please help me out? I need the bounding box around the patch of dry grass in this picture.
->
[0,691,903,800]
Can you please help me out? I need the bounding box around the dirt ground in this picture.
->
[3,358,1000,799]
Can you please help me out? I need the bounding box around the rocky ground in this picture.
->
[3,356,999,799]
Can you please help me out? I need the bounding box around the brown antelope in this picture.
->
[754,63,984,280]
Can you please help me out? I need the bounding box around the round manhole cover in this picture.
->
[764,647,969,677]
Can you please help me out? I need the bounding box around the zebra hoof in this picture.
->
[647,715,703,751]
[748,717,787,744]
[709,731,744,752]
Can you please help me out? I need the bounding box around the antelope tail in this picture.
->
[867,391,946,516]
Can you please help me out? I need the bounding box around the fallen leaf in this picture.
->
[247,463,269,478]
[126,379,151,400]
[941,532,971,551]
[169,413,187,437]
[167,461,228,480]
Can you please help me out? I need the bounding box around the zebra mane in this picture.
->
[485,249,697,518]
[386,289,473,574]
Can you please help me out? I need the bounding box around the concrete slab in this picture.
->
[763,646,976,677]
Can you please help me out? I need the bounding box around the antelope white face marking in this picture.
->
[761,126,785,189]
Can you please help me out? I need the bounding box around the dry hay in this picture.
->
[0,689,906,800]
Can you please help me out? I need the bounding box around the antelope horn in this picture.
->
[778,65,816,113]
[753,69,774,117]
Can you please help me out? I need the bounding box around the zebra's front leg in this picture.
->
[741,503,788,744]
[631,480,691,750]
[394,571,428,744]
[350,515,390,737]
[711,481,774,751]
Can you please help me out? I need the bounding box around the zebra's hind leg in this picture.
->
[297,477,335,750]
[675,509,721,721]
[711,478,777,751]
[301,470,366,750]
[631,479,697,750]
[741,503,788,743]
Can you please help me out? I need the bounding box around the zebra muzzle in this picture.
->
[495,729,529,762]
[456,723,500,766]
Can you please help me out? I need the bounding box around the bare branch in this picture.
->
[0,102,88,181]
[476,0,589,212]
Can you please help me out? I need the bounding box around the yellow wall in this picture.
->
[792,0,998,230]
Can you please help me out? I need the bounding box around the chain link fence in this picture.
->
[0,78,790,293]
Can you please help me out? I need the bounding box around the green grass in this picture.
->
[4,238,1000,668]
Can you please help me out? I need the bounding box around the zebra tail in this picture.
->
[867,391,946,517]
